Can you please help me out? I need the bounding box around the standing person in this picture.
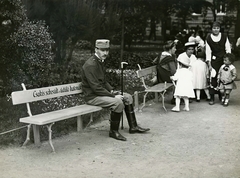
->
[217,53,237,106]
[81,39,150,141]
[170,55,195,112]
[177,42,197,69]
[191,40,211,102]
[205,21,231,105]
[177,41,197,103]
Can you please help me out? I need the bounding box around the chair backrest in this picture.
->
[136,65,157,78]
[11,82,82,105]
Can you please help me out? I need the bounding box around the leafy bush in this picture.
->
[10,20,54,91]
[0,0,27,95]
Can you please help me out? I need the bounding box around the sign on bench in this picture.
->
[11,82,102,152]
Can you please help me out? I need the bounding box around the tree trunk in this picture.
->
[235,1,240,39]
[161,18,167,42]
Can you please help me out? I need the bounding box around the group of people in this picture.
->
[155,21,237,112]
[80,21,237,142]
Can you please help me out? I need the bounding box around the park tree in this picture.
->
[0,0,27,91]
[23,0,105,64]
[221,0,240,40]
[0,0,54,93]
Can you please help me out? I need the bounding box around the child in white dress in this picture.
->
[171,55,195,112]
[217,53,237,106]
[191,45,211,102]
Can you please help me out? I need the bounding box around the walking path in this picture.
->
[0,61,240,178]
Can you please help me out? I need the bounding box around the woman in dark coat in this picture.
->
[153,40,177,83]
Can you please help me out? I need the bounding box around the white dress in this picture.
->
[177,52,197,69]
[172,68,195,98]
[191,58,209,89]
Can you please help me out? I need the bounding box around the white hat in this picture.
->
[188,36,196,43]
[177,56,191,67]
[95,39,110,48]
[185,41,197,47]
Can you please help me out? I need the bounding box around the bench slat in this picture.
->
[12,83,82,105]
[136,65,157,78]
[145,83,173,92]
[20,105,102,125]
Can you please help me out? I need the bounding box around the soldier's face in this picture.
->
[95,48,109,61]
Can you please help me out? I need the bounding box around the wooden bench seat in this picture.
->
[11,82,102,152]
[20,105,102,125]
[135,64,174,112]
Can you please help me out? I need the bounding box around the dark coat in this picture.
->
[81,55,114,101]
[156,53,177,83]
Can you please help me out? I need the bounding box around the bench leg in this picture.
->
[134,91,139,112]
[85,114,93,129]
[22,124,32,147]
[46,123,55,153]
[154,92,158,102]
[77,116,83,132]
[139,92,149,112]
[33,125,41,147]
[160,90,167,112]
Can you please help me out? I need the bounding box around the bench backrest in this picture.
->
[11,82,82,105]
[136,65,157,78]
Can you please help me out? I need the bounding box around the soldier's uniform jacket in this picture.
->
[82,55,114,102]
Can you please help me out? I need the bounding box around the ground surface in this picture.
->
[1,61,240,178]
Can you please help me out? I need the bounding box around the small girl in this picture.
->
[170,56,195,112]
[191,44,211,102]
[217,53,237,106]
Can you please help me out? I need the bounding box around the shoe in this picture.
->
[129,126,150,134]
[206,98,211,102]
[223,100,229,107]
[171,107,180,112]
[221,98,225,105]
[196,99,200,102]
[109,130,127,141]
[209,100,215,105]
[125,104,150,134]
[183,107,190,111]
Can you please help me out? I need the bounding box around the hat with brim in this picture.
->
[177,56,191,67]
[96,39,110,49]
[185,41,197,48]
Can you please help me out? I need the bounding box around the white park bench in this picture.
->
[11,82,102,152]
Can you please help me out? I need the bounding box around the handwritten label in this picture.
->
[32,85,81,97]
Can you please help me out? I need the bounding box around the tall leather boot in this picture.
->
[109,112,127,141]
[125,104,150,134]
[218,91,222,101]
[209,94,215,105]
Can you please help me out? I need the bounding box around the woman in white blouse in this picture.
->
[205,21,231,105]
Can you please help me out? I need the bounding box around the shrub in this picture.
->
[10,20,54,91]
